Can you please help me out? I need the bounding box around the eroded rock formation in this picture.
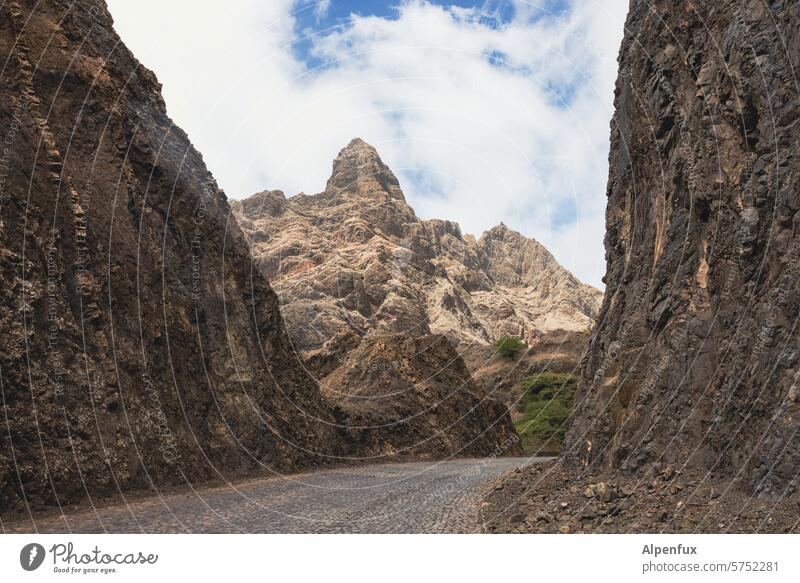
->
[569,0,800,496]
[232,138,602,370]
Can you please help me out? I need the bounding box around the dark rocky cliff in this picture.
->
[568,0,800,496]
[0,0,342,513]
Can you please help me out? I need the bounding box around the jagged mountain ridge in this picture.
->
[232,138,603,355]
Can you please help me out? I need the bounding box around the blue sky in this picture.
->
[295,0,522,29]
[291,1,572,74]
[107,0,627,288]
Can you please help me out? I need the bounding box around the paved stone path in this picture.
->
[6,458,544,533]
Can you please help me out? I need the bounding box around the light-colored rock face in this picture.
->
[232,138,602,354]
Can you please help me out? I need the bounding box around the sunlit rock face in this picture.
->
[232,138,602,356]
[568,0,800,496]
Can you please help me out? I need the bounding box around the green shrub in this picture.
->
[493,335,526,359]
[514,372,579,453]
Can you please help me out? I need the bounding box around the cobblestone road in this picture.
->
[6,457,544,533]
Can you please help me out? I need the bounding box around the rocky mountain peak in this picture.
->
[486,221,511,234]
[479,222,573,290]
[480,223,550,257]
[481,222,536,248]
[325,138,404,201]
[482,222,537,244]
[233,189,286,219]
[232,147,602,353]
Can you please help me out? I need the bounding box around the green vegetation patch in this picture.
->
[492,335,526,359]
[514,372,579,453]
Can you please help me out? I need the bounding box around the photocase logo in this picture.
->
[20,543,46,571]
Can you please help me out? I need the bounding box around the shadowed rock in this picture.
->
[0,0,343,514]
[324,334,523,458]
[568,0,800,497]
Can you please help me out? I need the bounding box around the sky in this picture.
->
[106,0,628,288]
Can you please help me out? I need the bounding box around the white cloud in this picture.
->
[313,0,332,21]
[106,0,627,288]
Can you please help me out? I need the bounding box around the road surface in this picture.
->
[5,457,544,533]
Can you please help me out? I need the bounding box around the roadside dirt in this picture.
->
[482,460,800,533]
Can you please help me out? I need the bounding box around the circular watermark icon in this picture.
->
[20,543,46,571]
